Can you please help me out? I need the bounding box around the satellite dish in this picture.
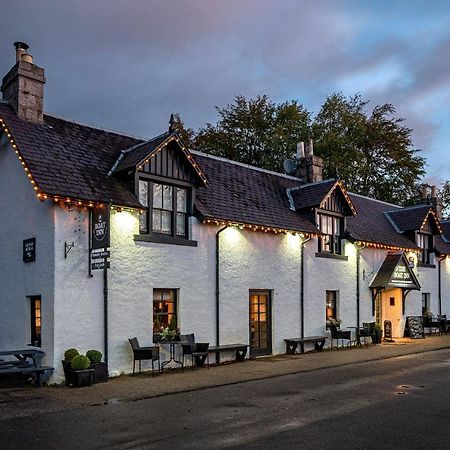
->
[283,159,298,175]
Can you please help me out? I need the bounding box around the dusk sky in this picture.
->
[2,1,450,184]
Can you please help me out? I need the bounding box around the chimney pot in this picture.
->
[431,185,437,198]
[305,138,314,158]
[296,142,305,159]
[14,41,29,63]
[21,53,33,64]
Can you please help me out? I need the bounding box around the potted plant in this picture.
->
[70,354,94,387]
[86,350,109,383]
[153,318,163,343]
[155,316,180,341]
[326,318,342,329]
[373,323,382,344]
[62,348,79,386]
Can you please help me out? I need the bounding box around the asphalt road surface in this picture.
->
[1,349,450,449]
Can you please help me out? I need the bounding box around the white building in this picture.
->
[1,43,450,383]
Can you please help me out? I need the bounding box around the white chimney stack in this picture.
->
[296,142,305,159]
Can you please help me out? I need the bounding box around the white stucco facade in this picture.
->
[1,134,450,384]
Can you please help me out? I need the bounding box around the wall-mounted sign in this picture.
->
[91,251,110,260]
[91,260,110,270]
[23,238,36,263]
[390,263,414,287]
[91,206,110,250]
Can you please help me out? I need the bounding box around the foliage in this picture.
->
[194,95,310,171]
[374,323,382,331]
[438,181,450,219]
[171,113,195,148]
[312,93,425,205]
[86,350,102,364]
[71,354,91,370]
[157,316,180,341]
[64,348,79,362]
[192,93,426,205]
[326,317,342,327]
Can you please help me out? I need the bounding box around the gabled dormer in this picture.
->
[109,122,207,246]
[384,205,442,267]
[287,179,357,257]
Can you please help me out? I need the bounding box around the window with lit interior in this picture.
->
[318,214,342,255]
[417,233,433,264]
[139,180,188,238]
[326,290,338,322]
[30,296,41,347]
[153,289,177,331]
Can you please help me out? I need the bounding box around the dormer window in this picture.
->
[318,213,342,255]
[139,180,188,238]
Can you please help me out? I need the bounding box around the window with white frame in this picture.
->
[318,214,342,254]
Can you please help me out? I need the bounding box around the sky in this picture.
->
[1,0,450,184]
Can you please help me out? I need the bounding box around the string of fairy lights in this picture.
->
[0,115,445,254]
[319,180,357,215]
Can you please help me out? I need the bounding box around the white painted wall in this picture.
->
[0,134,55,365]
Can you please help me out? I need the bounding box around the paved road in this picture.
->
[1,349,450,449]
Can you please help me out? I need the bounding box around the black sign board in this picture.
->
[23,238,36,263]
[384,320,392,340]
[91,260,111,271]
[406,316,424,339]
[91,251,111,260]
[91,206,110,250]
[390,262,415,287]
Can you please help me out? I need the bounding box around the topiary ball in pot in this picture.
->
[64,348,79,362]
[86,350,102,364]
[71,354,91,371]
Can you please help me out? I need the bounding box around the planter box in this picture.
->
[91,362,109,383]
[62,361,95,387]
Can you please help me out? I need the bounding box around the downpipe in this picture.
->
[300,236,311,340]
[215,225,228,363]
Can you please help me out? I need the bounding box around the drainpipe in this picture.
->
[356,244,366,330]
[300,236,311,340]
[438,255,445,317]
[215,225,228,363]
[104,259,108,363]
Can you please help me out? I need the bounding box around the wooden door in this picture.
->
[249,291,272,356]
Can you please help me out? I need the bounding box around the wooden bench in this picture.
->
[208,344,248,362]
[284,336,328,354]
[0,365,54,386]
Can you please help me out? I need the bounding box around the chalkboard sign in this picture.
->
[406,316,424,339]
[91,206,110,250]
[384,320,392,340]
[23,238,36,263]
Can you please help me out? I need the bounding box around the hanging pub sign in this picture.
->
[390,263,414,287]
[23,238,36,263]
[91,205,110,250]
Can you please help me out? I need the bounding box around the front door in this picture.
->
[381,288,403,338]
[249,290,272,356]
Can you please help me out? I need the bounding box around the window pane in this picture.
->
[139,211,148,233]
[177,213,186,236]
[139,180,149,207]
[153,183,163,209]
[152,210,162,232]
[163,185,173,210]
[334,217,340,234]
[161,211,172,233]
[177,188,187,213]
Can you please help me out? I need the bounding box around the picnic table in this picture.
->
[0,349,53,386]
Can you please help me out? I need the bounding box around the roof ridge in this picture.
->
[288,178,336,193]
[190,150,304,182]
[384,203,432,214]
[348,192,401,208]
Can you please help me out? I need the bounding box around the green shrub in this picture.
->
[64,348,79,362]
[86,350,102,364]
[71,354,91,370]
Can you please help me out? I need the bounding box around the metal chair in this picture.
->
[359,322,376,345]
[179,334,210,370]
[329,325,352,349]
[128,337,160,375]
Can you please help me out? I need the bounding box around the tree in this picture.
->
[170,113,195,148]
[194,95,311,170]
[313,93,426,205]
[438,181,450,219]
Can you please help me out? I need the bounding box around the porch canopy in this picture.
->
[370,253,421,291]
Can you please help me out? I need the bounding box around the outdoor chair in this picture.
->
[128,337,160,375]
[329,325,352,349]
[179,334,210,370]
[359,322,376,346]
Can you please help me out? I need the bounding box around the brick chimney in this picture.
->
[1,42,46,123]
[294,139,323,183]
[417,184,443,219]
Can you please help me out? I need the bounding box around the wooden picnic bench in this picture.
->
[0,349,53,386]
[284,336,328,354]
[208,344,248,362]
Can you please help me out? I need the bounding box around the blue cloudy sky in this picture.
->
[1,1,450,183]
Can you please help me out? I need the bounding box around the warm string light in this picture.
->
[420,209,442,233]
[0,117,40,194]
[202,218,316,237]
[355,241,420,253]
[319,180,357,215]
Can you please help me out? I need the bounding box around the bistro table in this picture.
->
[158,340,188,372]
[347,327,362,346]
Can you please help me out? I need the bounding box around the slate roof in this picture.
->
[346,194,421,250]
[112,132,171,173]
[369,253,420,290]
[0,101,144,208]
[288,179,337,210]
[193,152,320,234]
[435,221,450,255]
[385,205,438,233]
